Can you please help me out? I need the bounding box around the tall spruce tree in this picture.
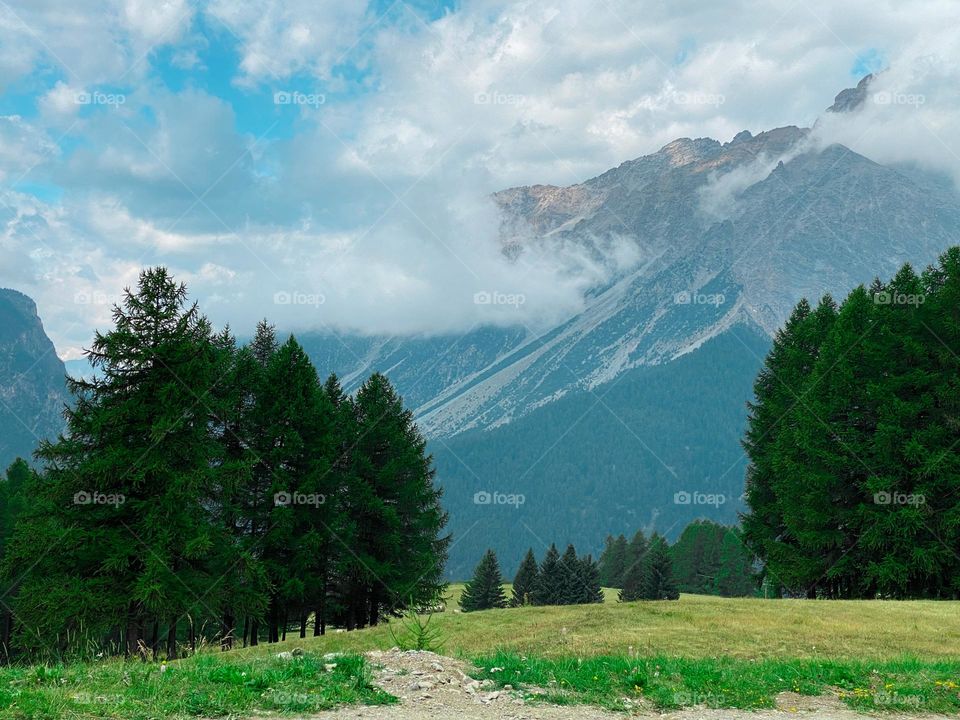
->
[5,268,228,658]
[743,249,960,598]
[511,548,539,607]
[351,373,449,626]
[640,534,679,600]
[460,549,507,611]
[532,544,564,605]
[576,554,605,604]
[598,534,628,588]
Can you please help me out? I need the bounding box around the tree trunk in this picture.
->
[221,612,235,651]
[368,586,379,627]
[242,616,249,648]
[0,610,11,663]
[299,611,307,639]
[166,620,178,660]
[189,618,196,654]
[150,621,159,659]
[281,611,288,642]
[126,615,142,660]
[250,619,259,647]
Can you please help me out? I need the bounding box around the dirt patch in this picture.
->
[308,650,956,720]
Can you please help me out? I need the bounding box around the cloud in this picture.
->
[3,0,960,359]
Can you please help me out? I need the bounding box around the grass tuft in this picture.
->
[471,651,960,713]
[0,650,393,719]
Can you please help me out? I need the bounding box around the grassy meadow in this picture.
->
[247,584,960,661]
[2,586,960,718]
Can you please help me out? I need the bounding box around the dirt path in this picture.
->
[310,650,954,720]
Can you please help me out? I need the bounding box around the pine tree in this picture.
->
[6,268,228,658]
[577,554,605,604]
[460,550,507,611]
[351,373,449,626]
[511,549,539,607]
[532,544,563,605]
[715,529,757,597]
[671,520,724,594]
[598,534,628,587]
[640,534,679,600]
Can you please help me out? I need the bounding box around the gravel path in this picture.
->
[309,650,954,720]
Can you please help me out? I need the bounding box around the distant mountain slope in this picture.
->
[430,323,771,579]
[301,121,960,439]
[294,78,960,577]
[0,289,67,469]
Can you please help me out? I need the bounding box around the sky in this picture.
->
[1,0,959,358]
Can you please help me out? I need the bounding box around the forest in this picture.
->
[0,268,449,662]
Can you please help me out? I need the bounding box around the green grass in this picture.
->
[247,586,960,661]
[471,652,960,713]
[0,650,393,719]
[4,589,960,717]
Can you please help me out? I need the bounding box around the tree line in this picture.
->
[600,520,756,598]
[742,248,960,599]
[460,519,759,611]
[0,268,449,661]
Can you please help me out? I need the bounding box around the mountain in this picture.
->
[298,77,960,578]
[0,289,68,470]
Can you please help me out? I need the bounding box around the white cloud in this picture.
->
[4,0,960,358]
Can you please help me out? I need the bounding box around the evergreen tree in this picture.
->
[0,459,29,560]
[511,549,539,607]
[557,544,582,604]
[5,268,229,658]
[532,544,563,605]
[598,534,628,588]
[576,554,605,604]
[715,529,757,597]
[459,549,507,611]
[640,534,679,600]
[351,373,449,626]
[671,520,724,594]
[743,249,960,598]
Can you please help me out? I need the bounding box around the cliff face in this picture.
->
[0,289,68,469]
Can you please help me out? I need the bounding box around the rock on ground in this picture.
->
[306,649,955,720]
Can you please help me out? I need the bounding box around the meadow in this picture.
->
[2,588,959,718]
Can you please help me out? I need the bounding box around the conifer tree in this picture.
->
[598,534,628,587]
[511,549,539,607]
[5,268,229,658]
[640,534,679,600]
[557,544,582,604]
[460,549,507,611]
[532,544,564,605]
[577,554,605,604]
[351,373,449,626]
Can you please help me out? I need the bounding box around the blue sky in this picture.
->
[0,0,956,356]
